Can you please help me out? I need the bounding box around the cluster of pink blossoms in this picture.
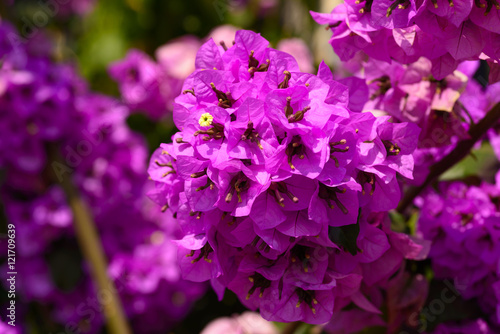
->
[148,29,428,324]
[312,0,500,80]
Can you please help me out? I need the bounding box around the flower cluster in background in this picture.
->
[0,20,204,333]
[416,176,500,328]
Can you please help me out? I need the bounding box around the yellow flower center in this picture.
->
[199,113,214,127]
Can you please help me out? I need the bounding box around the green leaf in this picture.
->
[389,210,419,235]
[389,210,406,233]
[407,211,419,236]
[328,209,361,255]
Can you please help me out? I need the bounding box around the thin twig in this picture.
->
[398,102,500,213]
[48,144,132,334]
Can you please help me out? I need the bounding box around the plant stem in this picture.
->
[397,102,500,213]
[48,144,132,334]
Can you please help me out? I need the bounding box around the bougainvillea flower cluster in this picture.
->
[148,29,428,324]
[312,0,500,79]
[0,21,204,332]
[416,176,500,327]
